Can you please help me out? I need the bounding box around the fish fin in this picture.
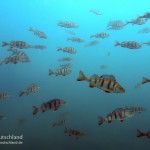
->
[89,84,95,88]
[29,27,33,31]
[19,91,25,97]
[32,106,39,115]
[98,116,104,126]
[137,129,145,137]
[77,70,89,81]
[103,90,110,93]
[57,47,62,51]
[142,77,150,84]
[2,41,8,47]
[49,69,54,75]
[114,41,120,46]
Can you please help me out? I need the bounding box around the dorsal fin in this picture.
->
[100,75,116,81]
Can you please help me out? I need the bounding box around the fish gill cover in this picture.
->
[0,0,150,150]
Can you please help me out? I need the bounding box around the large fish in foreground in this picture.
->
[98,108,134,126]
[33,99,67,115]
[77,71,125,93]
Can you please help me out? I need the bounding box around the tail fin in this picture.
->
[49,69,54,75]
[57,47,62,51]
[2,41,8,47]
[142,77,150,84]
[19,91,26,97]
[137,129,145,137]
[32,106,39,115]
[29,27,33,31]
[98,116,105,126]
[77,70,89,81]
[114,41,120,46]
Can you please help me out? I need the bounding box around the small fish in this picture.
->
[142,41,150,46]
[137,129,150,139]
[115,41,142,49]
[2,41,31,49]
[126,18,147,25]
[65,30,76,35]
[64,127,86,139]
[90,9,102,15]
[57,47,77,54]
[67,37,85,43]
[135,77,150,88]
[32,45,47,50]
[29,27,47,39]
[58,21,79,28]
[98,108,134,126]
[0,93,11,100]
[138,28,150,34]
[125,106,146,113]
[107,20,125,30]
[90,32,109,39]
[52,119,68,127]
[85,40,99,47]
[58,57,73,62]
[33,99,67,115]
[49,68,72,76]
[0,115,7,120]
[19,84,40,97]
[77,71,125,93]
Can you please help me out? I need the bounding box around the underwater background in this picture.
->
[0,0,150,149]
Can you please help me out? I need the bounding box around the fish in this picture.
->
[58,57,73,62]
[49,68,72,76]
[29,27,47,39]
[125,106,146,113]
[142,41,150,46]
[137,129,150,139]
[0,93,11,100]
[89,9,102,15]
[98,108,134,125]
[52,119,68,127]
[0,115,7,120]
[32,45,47,50]
[77,71,125,93]
[135,77,150,88]
[57,47,77,54]
[67,37,85,43]
[138,12,150,19]
[126,18,147,25]
[90,32,109,39]
[85,40,99,47]
[65,30,76,35]
[59,63,72,69]
[32,99,67,115]
[58,21,79,28]
[107,20,126,30]
[19,84,40,97]
[64,127,86,139]
[138,28,150,34]
[114,41,142,49]
[2,41,31,49]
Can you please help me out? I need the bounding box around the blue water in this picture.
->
[0,0,150,149]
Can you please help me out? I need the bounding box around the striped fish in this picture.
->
[58,21,79,28]
[77,71,125,93]
[52,119,68,127]
[0,93,10,100]
[126,18,147,25]
[98,108,134,125]
[125,106,146,113]
[138,12,150,19]
[49,68,72,76]
[2,41,31,49]
[115,41,142,49]
[90,32,109,38]
[33,99,67,115]
[67,37,85,43]
[64,128,86,139]
[29,27,47,39]
[57,47,77,54]
[19,84,40,97]
[107,20,125,30]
